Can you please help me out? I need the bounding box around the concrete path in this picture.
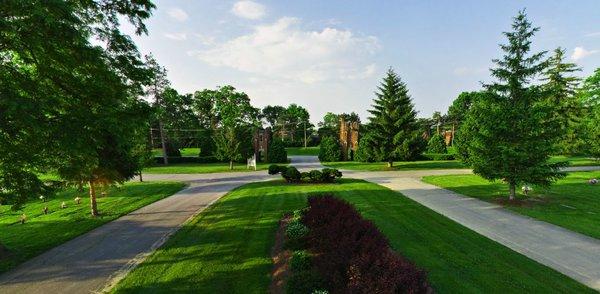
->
[0,171,274,294]
[337,166,600,290]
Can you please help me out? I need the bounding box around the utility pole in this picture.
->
[159,121,168,165]
[304,121,307,148]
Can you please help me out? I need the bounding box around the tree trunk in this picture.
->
[89,181,99,217]
[229,160,233,170]
[159,120,168,165]
[509,182,516,201]
[139,172,143,182]
[77,181,83,192]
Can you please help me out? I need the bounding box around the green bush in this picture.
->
[318,137,341,162]
[283,166,302,182]
[165,141,181,157]
[308,170,323,182]
[427,134,447,154]
[268,140,288,163]
[321,168,342,183]
[268,164,287,175]
[286,219,309,240]
[290,250,312,272]
[354,132,380,162]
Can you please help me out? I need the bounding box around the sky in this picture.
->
[123,0,600,124]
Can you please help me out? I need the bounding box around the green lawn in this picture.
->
[143,162,270,174]
[324,155,598,171]
[286,146,320,156]
[152,148,200,157]
[112,180,591,293]
[550,155,600,166]
[0,181,185,274]
[325,160,467,171]
[423,171,600,240]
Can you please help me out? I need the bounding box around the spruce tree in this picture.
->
[368,69,424,167]
[459,10,566,200]
[542,48,581,153]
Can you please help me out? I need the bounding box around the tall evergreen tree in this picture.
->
[542,48,581,153]
[458,10,566,200]
[367,68,424,167]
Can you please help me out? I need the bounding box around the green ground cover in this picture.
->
[285,146,320,156]
[0,181,185,273]
[324,160,466,171]
[112,180,591,293]
[423,171,600,240]
[143,162,270,174]
[152,148,200,157]
[324,155,598,171]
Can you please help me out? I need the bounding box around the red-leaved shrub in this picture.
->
[302,195,430,293]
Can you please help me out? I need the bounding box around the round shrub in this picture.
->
[286,219,309,240]
[268,139,288,163]
[318,137,342,162]
[283,166,301,182]
[321,168,342,183]
[426,134,447,154]
[308,170,323,182]
[268,164,286,175]
[290,250,312,272]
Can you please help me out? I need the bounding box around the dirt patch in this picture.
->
[269,214,293,294]
[0,243,10,261]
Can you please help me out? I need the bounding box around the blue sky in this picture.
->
[125,0,600,124]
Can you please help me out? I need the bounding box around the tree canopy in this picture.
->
[366,68,424,166]
[457,10,566,200]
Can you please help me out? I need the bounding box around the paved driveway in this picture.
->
[0,171,274,294]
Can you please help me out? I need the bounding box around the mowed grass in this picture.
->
[0,181,185,273]
[550,155,600,166]
[286,146,320,156]
[152,148,200,157]
[423,171,600,240]
[112,180,591,293]
[143,162,270,174]
[324,155,598,171]
[325,160,467,171]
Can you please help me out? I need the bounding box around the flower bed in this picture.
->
[282,195,430,293]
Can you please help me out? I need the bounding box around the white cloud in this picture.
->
[571,46,599,61]
[585,31,600,37]
[194,34,216,46]
[189,17,380,84]
[231,1,266,20]
[167,8,189,22]
[164,33,187,41]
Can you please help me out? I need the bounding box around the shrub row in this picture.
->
[153,156,218,164]
[268,165,342,183]
[422,153,456,161]
[302,195,430,293]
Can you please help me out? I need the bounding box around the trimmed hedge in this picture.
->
[268,165,342,183]
[318,137,342,162]
[153,156,218,164]
[302,195,429,293]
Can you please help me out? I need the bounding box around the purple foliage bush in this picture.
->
[302,195,430,293]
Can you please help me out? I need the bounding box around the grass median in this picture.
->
[112,179,592,293]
